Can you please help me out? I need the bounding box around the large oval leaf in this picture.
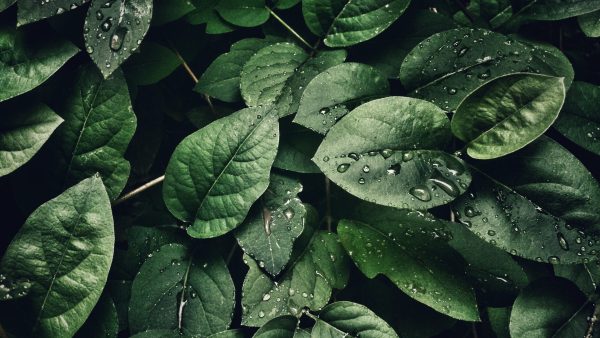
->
[311,301,399,338]
[338,207,479,322]
[241,229,350,327]
[399,28,566,110]
[313,96,471,210]
[17,0,90,26]
[0,102,63,177]
[163,106,279,238]
[509,278,591,338]
[302,0,410,47]
[0,22,79,103]
[83,0,153,78]
[0,175,114,337]
[48,65,136,200]
[235,174,306,276]
[451,74,565,159]
[293,62,389,134]
[554,81,600,156]
[129,243,235,337]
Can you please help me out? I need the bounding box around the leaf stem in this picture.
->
[585,302,600,338]
[112,175,165,206]
[171,45,218,114]
[267,7,313,50]
[325,177,332,232]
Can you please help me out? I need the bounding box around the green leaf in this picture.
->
[273,0,300,10]
[215,0,269,27]
[235,174,306,276]
[152,0,195,26]
[516,0,600,20]
[273,124,321,174]
[241,230,350,326]
[311,301,399,338]
[487,307,510,338]
[124,42,181,86]
[252,316,299,337]
[0,22,79,103]
[17,0,89,25]
[302,0,411,47]
[554,81,600,156]
[48,65,137,200]
[517,39,574,90]
[129,243,235,336]
[106,280,131,332]
[554,263,600,296]
[75,292,119,338]
[293,62,389,134]
[0,274,32,301]
[579,10,600,37]
[186,0,235,34]
[509,278,591,338]
[0,0,15,13]
[83,0,153,78]
[399,28,564,111]
[338,206,479,322]
[451,74,565,159]
[0,102,63,177]
[162,106,279,238]
[0,175,114,337]
[313,97,471,210]
[196,38,274,103]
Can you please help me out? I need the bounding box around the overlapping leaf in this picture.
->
[17,0,89,26]
[311,301,399,337]
[515,0,600,20]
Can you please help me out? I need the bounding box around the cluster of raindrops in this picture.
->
[0,274,31,301]
[317,104,350,134]
[586,126,600,142]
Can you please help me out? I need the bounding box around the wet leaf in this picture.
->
[215,0,269,27]
[84,0,153,78]
[516,0,600,20]
[124,42,181,86]
[75,292,119,338]
[273,124,321,174]
[235,174,306,276]
[579,10,600,37]
[17,0,90,25]
[311,301,399,337]
[313,96,471,210]
[0,176,114,337]
[129,243,235,336]
[302,0,410,47]
[451,74,565,159]
[162,106,279,238]
[294,62,389,134]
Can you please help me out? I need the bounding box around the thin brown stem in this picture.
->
[267,7,313,50]
[112,175,165,206]
[585,302,600,338]
[171,46,218,115]
[325,177,332,232]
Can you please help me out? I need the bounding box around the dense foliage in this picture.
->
[1,0,600,337]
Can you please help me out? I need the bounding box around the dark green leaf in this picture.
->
[235,174,306,276]
[302,0,410,47]
[293,62,389,134]
[487,307,510,338]
[0,102,63,177]
[579,10,600,37]
[451,74,565,159]
[0,0,15,13]
[84,0,153,78]
[273,0,300,10]
[75,292,119,338]
[186,0,235,34]
[554,263,600,296]
[129,243,235,336]
[215,0,269,27]
[516,0,600,20]
[124,42,181,86]
[338,206,479,321]
[0,22,79,102]
[0,176,114,337]
[17,0,89,26]
[273,124,321,174]
[241,230,350,326]
[162,106,279,238]
[252,316,298,337]
[152,0,195,26]
[313,97,471,210]
[509,277,591,338]
[554,81,600,156]
[311,301,399,338]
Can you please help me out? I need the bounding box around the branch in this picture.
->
[325,177,332,231]
[112,175,165,206]
[585,302,600,338]
[267,7,313,50]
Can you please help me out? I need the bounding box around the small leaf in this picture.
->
[0,176,114,337]
[516,0,600,20]
[311,301,399,338]
[509,278,591,338]
[273,124,321,174]
[554,263,600,297]
[0,102,63,177]
[252,316,298,337]
[124,42,181,86]
[313,97,471,210]
[196,38,275,103]
[302,0,410,47]
[399,28,564,111]
[235,174,306,276]
[17,0,90,25]
[0,22,79,103]
[273,0,300,10]
[241,230,350,326]
[294,62,389,134]
[75,292,119,338]
[215,0,269,27]
[129,243,235,336]
[554,81,600,156]
[338,206,479,322]
[163,106,279,238]
[451,74,565,159]
[186,0,235,34]
[579,10,600,37]
[84,0,153,78]
[152,0,195,26]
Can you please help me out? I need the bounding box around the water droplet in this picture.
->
[487,230,496,236]
[262,293,271,301]
[258,311,265,318]
[348,153,359,161]
[258,261,265,268]
[86,46,94,54]
[100,18,112,31]
[458,47,468,56]
[358,178,366,184]
[478,69,491,79]
[110,26,127,51]
[557,233,569,251]
[409,186,432,202]
[548,256,560,264]
[429,175,459,197]
[464,206,480,218]
[362,165,370,173]
[283,208,294,220]
[95,10,103,20]
[288,288,295,296]
[337,163,350,173]
[380,149,394,158]
[322,156,329,162]
[387,163,401,175]
[402,152,414,162]
[447,87,457,95]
